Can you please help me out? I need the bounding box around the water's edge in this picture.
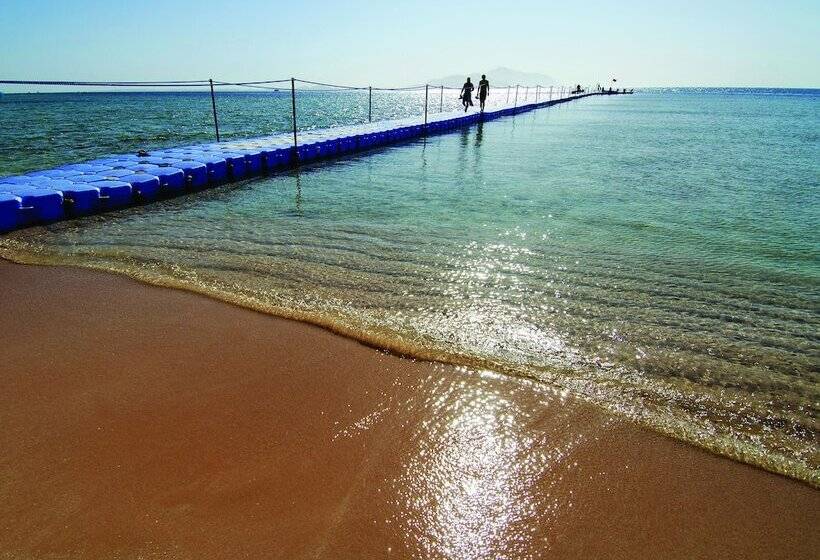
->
[4,249,816,488]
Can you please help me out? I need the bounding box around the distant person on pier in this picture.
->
[460,77,474,112]
[477,75,489,111]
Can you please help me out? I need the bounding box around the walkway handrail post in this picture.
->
[549,85,553,101]
[290,77,298,160]
[423,84,429,133]
[506,85,510,103]
[439,85,444,112]
[525,86,528,102]
[209,78,220,142]
[536,85,540,103]
[368,86,372,123]
[513,84,519,112]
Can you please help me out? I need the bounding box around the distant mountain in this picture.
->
[428,67,559,88]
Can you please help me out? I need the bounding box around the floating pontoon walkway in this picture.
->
[0,91,619,233]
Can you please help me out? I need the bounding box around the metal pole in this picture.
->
[525,86,528,102]
[290,77,298,158]
[513,85,519,111]
[506,85,510,104]
[549,85,553,100]
[536,85,540,103]
[439,85,444,112]
[423,84,429,131]
[368,86,372,123]
[209,79,220,142]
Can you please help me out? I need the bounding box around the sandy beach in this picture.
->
[0,260,817,559]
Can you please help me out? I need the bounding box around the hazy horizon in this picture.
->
[1,0,818,93]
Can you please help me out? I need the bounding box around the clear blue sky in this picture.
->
[1,0,817,89]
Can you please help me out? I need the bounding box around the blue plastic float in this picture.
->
[0,193,22,232]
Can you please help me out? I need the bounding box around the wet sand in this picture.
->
[0,260,817,559]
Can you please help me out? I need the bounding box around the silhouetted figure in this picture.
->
[477,75,489,111]
[460,77,474,112]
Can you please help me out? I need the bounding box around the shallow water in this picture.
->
[1,88,818,484]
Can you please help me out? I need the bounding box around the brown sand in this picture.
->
[0,260,817,559]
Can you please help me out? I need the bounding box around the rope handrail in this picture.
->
[216,82,284,92]
[0,77,593,93]
[372,84,428,91]
[0,79,212,87]
[214,79,291,86]
[294,78,367,90]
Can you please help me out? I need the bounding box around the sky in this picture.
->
[0,0,818,91]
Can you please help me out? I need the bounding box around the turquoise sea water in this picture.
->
[1,88,818,483]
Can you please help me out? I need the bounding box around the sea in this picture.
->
[0,87,817,484]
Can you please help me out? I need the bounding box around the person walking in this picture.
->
[477,75,489,112]
[460,77,474,112]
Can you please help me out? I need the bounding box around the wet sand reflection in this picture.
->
[385,370,607,559]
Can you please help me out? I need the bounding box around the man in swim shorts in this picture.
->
[477,74,489,112]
